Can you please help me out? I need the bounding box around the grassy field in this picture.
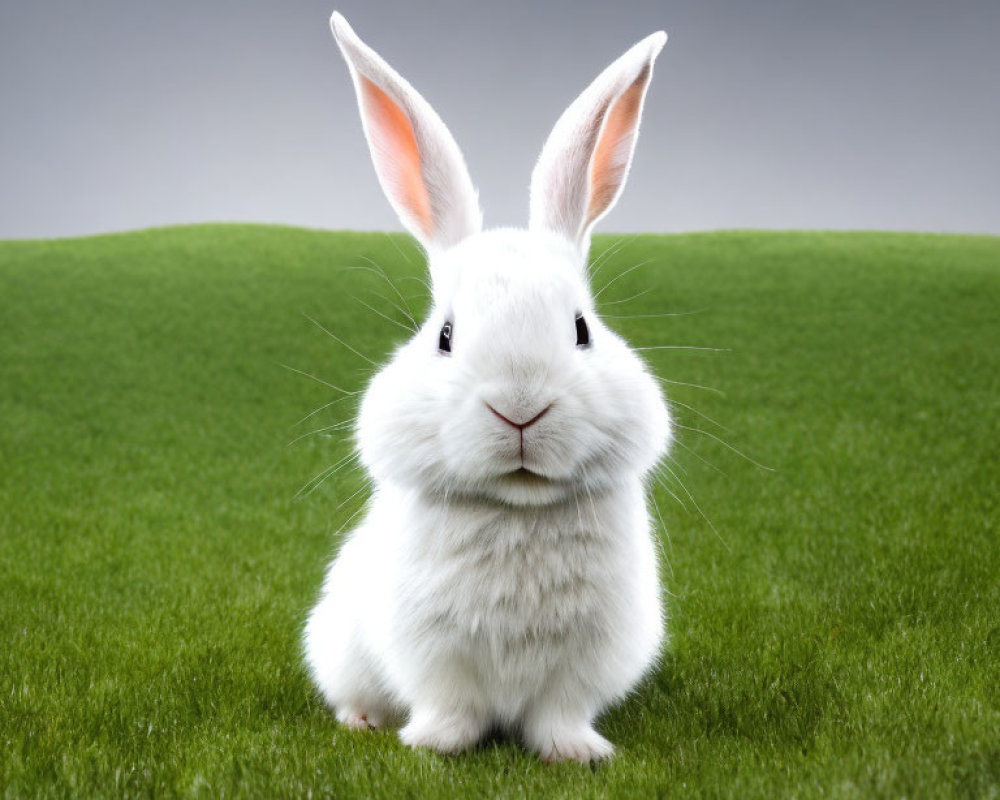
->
[1,225,997,798]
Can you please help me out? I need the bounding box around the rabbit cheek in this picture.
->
[439,415,512,483]
[526,421,579,478]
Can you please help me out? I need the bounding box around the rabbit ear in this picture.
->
[529,32,666,255]
[330,13,482,253]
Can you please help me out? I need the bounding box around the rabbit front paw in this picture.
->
[399,708,489,754]
[525,722,615,763]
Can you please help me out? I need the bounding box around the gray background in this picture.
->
[1,0,998,240]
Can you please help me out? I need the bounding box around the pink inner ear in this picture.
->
[360,76,433,237]
[586,65,650,226]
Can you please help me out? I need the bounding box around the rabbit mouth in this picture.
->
[482,466,573,507]
[505,467,553,485]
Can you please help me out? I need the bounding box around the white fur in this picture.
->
[306,13,671,763]
[530,31,667,255]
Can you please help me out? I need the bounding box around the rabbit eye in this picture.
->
[438,321,453,354]
[575,313,591,348]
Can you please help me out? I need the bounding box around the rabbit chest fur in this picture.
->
[386,483,660,711]
[306,479,663,754]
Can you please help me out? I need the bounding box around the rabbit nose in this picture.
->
[486,403,553,431]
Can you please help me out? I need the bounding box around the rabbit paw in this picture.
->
[337,707,384,731]
[399,710,487,754]
[529,725,615,763]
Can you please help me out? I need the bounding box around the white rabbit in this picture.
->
[304,11,671,763]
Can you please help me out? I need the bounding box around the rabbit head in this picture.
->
[331,13,671,507]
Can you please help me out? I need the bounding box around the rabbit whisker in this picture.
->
[336,480,373,511]
[602,309,705,320]
[649,490,675,580]
[670,398,731,433]
[351,292,416,333]
[357,256,419,326]
[329,498,371,543]
[674,423,774,472]
[398,274,432,295]
[342,266,421,327]
[295,451,361,500]
[588,235,631,272]
[594,259,656,299]
[655,375,725,397]
[342,262,420,329]
[659,459,729,551]
[636,345,730,352]
[588,235,637,281]
[279,362,355,395]
[287,420,355,447]
[597,288,652,308]
[302,312,380,367]
[293,394,357,428]
[653,471,689,514]
[382,231,417,267]
[673,437,729,479]
[666,450,689,476]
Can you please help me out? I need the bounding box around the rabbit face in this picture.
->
[357,228,670,506]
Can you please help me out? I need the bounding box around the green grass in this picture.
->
[1,224,998,798]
